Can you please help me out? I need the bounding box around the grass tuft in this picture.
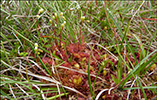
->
[1,1,156,100]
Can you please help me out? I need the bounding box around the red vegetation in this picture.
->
[40,40,155,99]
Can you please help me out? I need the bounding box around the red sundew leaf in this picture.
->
[122,92,128,100]
[49,60,54,65]
[104,94,114,100]
[41,57,55,65]
[113,94,120,100]
[109,57,118,65]
[80,35,85,43]
[45,93,53,97]
[74,53,81,58]
[90,61,97,67]
[41,57,51,64]
[135,52,140,59]
[77,97,85,100]
[104,95,112,100]
[104,73,111,81]
[68,43,78,53]
[93,53,101,60]
[54,51,60,56]
[67,70,77,76]
[110,58,115,62]
[62,62,71,67]
[77,52,88,58]
[85,49,91,55]
[68,43,86,54]
[52,44,59,51]
[71,60,77,65]
[41,35,53,38]
[61,51,68,61]
[78,44,85,51]
[113,60,118,65]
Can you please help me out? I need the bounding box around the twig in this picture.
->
[1,60,87,98]
[32,84,46,100]
[8,84,17,99]
[57,65,109,85]
[15,83,33,100]
[95,89,108,100]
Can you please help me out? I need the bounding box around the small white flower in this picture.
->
[61,21,66,28]
[34,43,38,51]
[63,21,66,24]
[55,24,57,27]
[61,23,65,28]
[39,8,44,13]
[54,13,57,18]
[60,12,63,16]
[36,15,40,18]
[62,16,66,20]
[35,43,38,47]
[52,16,55,20]
[35,47,38,51]
[81,16,85,22]
[86,20,90,23]
[49,19,52,24]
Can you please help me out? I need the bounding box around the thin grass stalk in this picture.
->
[88,45,95,99]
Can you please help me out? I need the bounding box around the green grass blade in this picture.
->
[136,76,147,100]
[0,89,12,99]
[8,25,33,44]
[0,78,35,93]
[126,40,138,64]
[104,3,123,38]
[46,93,69,100]
[121,49,157,87]
[1,32,14,46]
[88,45,95,98]
[144,62,156,74]
[135,52,157,74]
[93,60,109,89]
[38,55,51,75]
[1,41,12,66]
[123,86,157,90]
[133,34,146,58]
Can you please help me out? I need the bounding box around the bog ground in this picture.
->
[1,1,157,100]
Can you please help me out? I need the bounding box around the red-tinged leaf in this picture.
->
[68,43,77,53]
[41,57,54,65]
[49,60,54,65]
[62,62,71,67]
[42,57,51,64]
[79,52,89,57]
[74,53,81,58]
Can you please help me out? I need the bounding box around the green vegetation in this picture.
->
[1,1,157,100]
